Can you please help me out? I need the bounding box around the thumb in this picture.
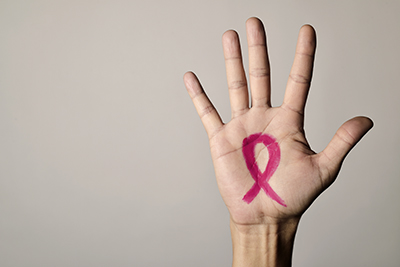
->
[318,116,374,186]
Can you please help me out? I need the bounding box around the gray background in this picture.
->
[1,0,399,266]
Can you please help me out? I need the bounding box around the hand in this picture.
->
[184,17,373,266]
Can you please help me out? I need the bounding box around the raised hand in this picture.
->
[184,17,372,266]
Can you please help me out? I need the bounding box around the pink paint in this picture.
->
[242,133,286,207]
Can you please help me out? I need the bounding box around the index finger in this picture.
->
[282,25,316,115]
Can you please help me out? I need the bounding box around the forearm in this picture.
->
[230,217,300,267]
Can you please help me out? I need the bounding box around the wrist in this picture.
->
[230,217,300,267]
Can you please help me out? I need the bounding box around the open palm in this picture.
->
[184,18,373,227]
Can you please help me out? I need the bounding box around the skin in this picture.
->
[184,17,373,267]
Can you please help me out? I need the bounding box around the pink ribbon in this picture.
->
[242,133,286,207]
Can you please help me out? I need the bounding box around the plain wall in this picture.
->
[1,0,399,266]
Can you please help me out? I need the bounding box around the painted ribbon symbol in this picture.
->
[242,133,286,207]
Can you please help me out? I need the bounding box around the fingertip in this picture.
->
[183,71,200,96]
[298,24,316,48]
[223,29,238,38]
[183,71,195,81]
[291,25,316,58]
[355,116,374,129]
[222,30,239,46]
[342,116,374,141]
[183,71,194,88]
[246,17,263,28]
[300,24,316,33]
[246,17,266,43]
[345,116,374,130]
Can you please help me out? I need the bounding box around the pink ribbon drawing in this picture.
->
[242,133,286,207]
